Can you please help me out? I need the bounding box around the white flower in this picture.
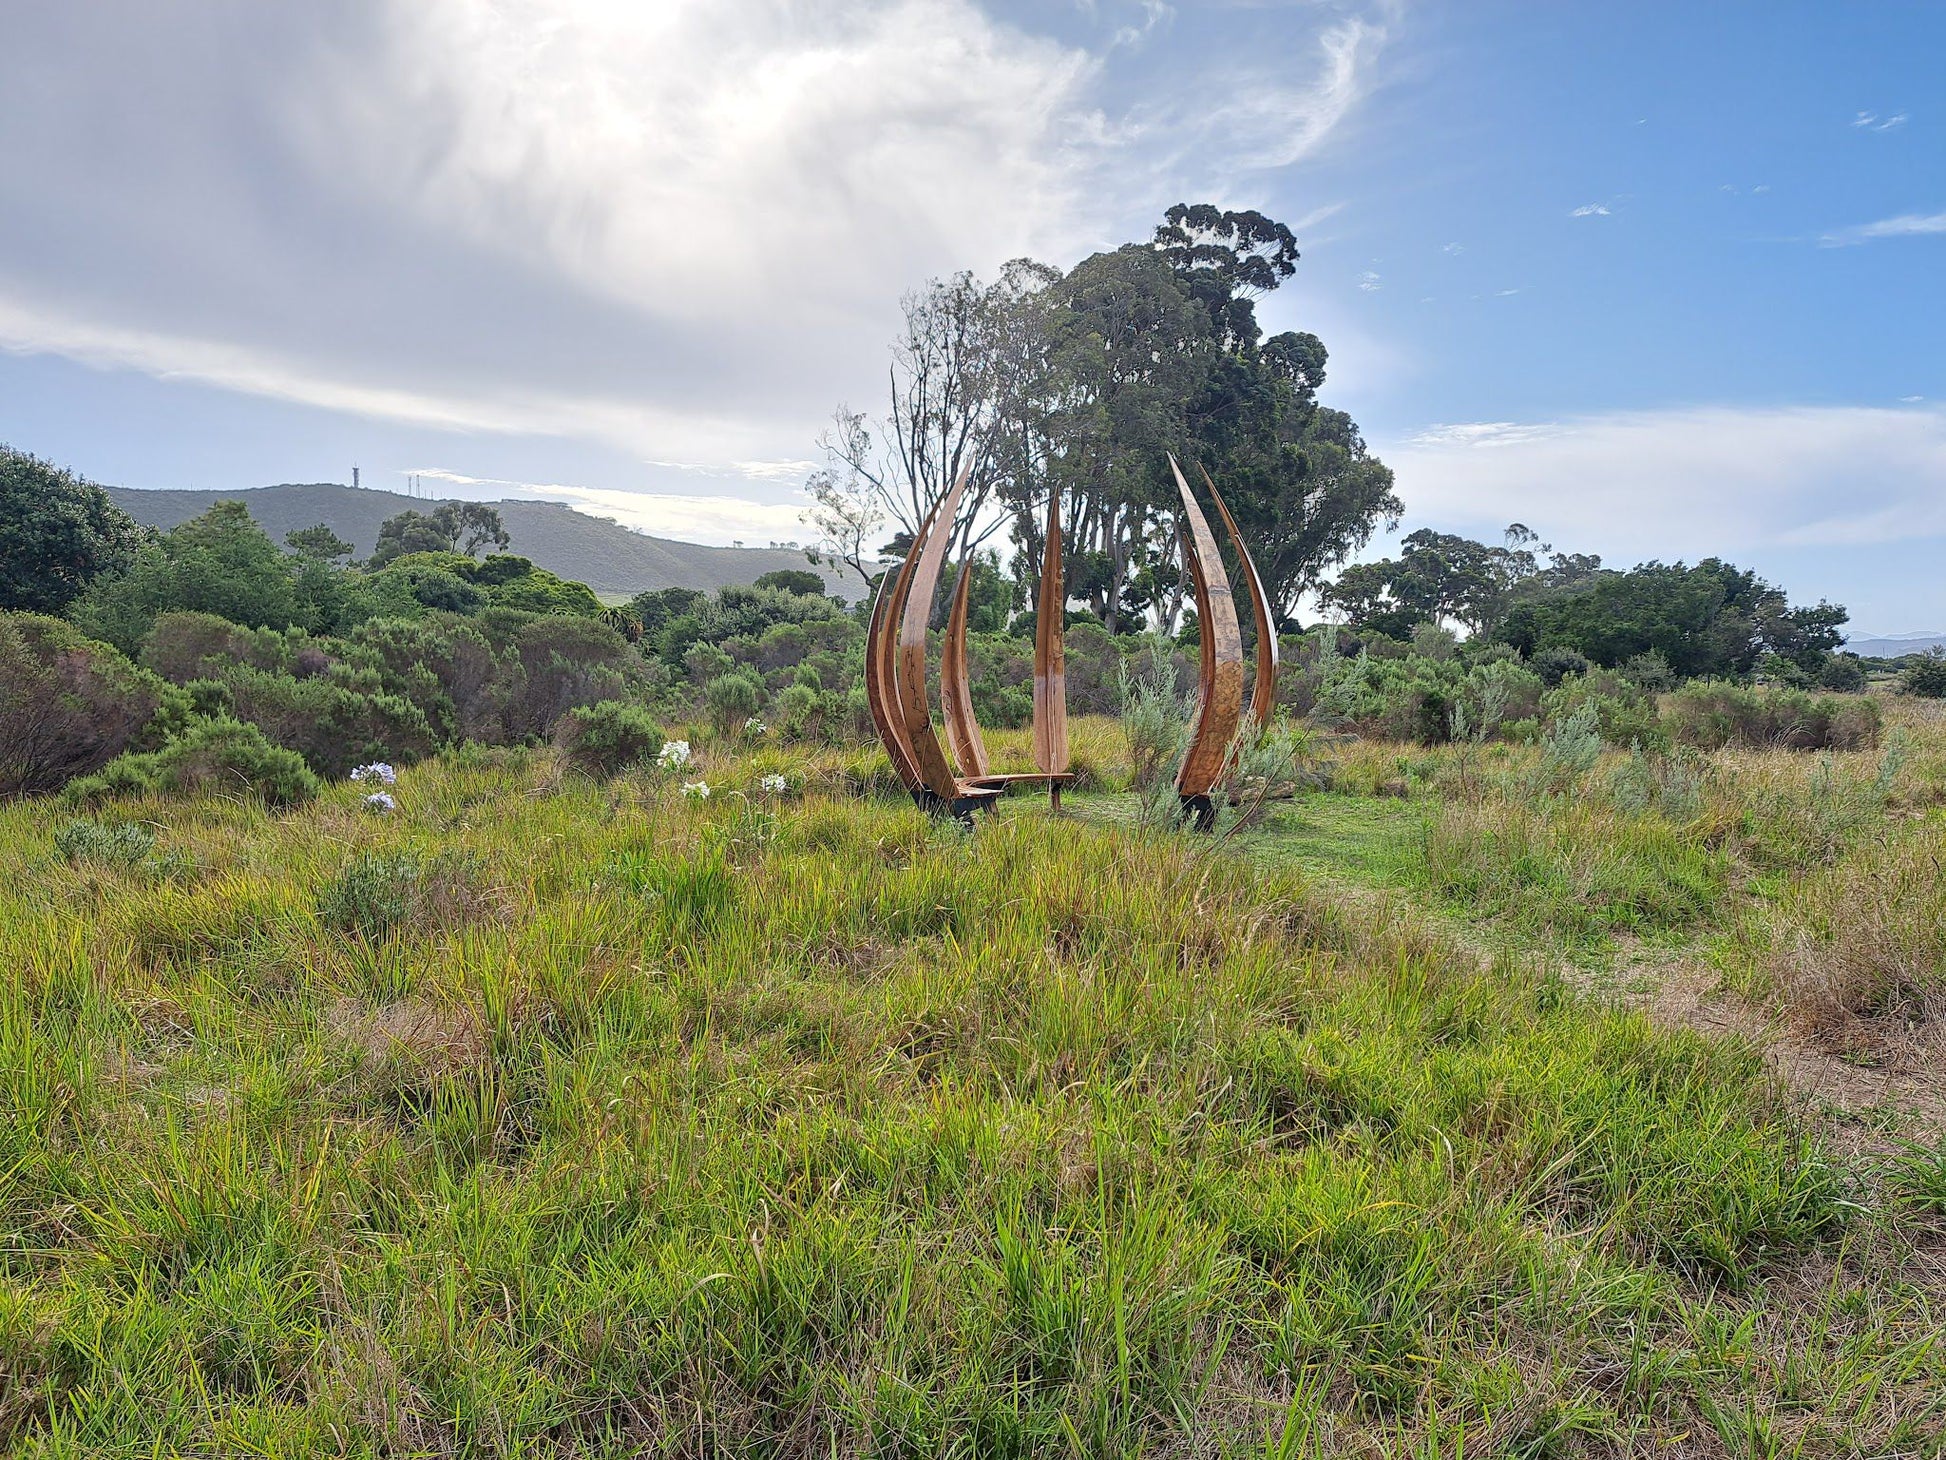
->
[658,740,692,769]
[350,762,397,785]
[362,791,397,814]
[744,717,768,736]
[680,780,711,800]
[759,774,789,795]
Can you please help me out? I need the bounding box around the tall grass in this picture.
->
[0,746,1938,1453]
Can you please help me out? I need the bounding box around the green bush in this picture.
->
[555,699,662,776]
[1901,649,1946,699]
[223,664,436,778]
[1665,682,1880,752]
[0,611,181,795]
[65,718,320,808]
[704,671,763,738]
[1543,670,1666,751]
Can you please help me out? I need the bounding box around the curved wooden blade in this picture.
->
[864,523,927,793]
[1169,455,1243,797]
[895,465,972,799]
[1200,465,1278,732]
[1033,485,1069,775]
[940,550,990,778]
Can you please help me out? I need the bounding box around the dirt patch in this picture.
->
[1629,959,1946,1145]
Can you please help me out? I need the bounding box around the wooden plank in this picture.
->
[939,551,990,778]
[895,465,972,799]
[1200,465,1279,732]
[1033,485,1069,777]
[1169,455,1244,797]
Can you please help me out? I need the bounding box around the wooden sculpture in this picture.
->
[866,467,1071,818]
[1200,464,1280,734]
[866,455,1270,831]
[1168,455,1243,830]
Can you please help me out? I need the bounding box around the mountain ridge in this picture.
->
[103,482,859,601]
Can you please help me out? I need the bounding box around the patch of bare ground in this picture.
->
[1608,948,1946,1150]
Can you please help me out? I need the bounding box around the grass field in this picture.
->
[3,707,1943,1456]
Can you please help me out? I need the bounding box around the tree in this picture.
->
[1496,557,1846,681]
[0,445,146,613]
[70,501,301,652]
[812,263,1061,586]
[800,455,883,591]
[285,524,354,562]
[369,503,510,566]
[752,569,827,598]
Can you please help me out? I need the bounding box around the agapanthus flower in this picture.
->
[744,717,769,736]
[349,762,397,785]
[658,740,692,769]
[759,774,789,794]
[680,780,711,800]
[362,791,397,814]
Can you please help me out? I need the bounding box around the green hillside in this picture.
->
[104,483,857,601]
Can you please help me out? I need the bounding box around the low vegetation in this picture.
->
[0,694,1941,1453]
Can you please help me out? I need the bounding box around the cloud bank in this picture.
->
[1385,404,1946,559]
[0,0,1391,484]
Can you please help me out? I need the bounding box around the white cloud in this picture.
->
[1385,405,1946,556]
[0,0,1393,482]
[1852,110,1908,132]
[1356,270,1382,291]
[408,469,807,544]
[1569,202,1611,218]
[1819,209,1946,247]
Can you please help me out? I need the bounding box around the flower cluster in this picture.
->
[758,773,789,795]
[658,740,692,770]
[680,780,711,800]
[744,717,769,737]
[362,791,397,814]
[349,763,397,785]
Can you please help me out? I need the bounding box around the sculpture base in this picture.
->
[1178,793,1217,834]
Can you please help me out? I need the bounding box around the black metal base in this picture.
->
[1178,793,1216,833]
[912,788,995,827]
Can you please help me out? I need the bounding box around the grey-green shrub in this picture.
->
[555,699,661,776]
[54,818,156,866]
[65,718,320,808]
[704,671,763,739]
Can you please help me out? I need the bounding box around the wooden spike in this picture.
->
[864,508,933,793]
[1033,486,1069,777]
[895,466,972,799]
[939,550,990,778]
[1200,465,1279,732]
[1169,455,1244,798]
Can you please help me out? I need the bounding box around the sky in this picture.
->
[1,0,1941,633]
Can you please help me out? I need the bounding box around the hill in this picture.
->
[104,482,860,601]
[1848,631,1946,658]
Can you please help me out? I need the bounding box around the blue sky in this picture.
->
[2,1,1940,630]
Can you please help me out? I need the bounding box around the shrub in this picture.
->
[54,818,157,866]
[141,611,296,682]
[704,671,763,739]
[776,680,830,743]
[223,664,436,778]
[65,718,320,808]
[1531,646,1591,688]
[0,612,178,796]
[318,848,498,942]
[1901,649,1946,699]
[1665,682,1880,752]
[555,699,662,776]
[1119,640,1191,825]
[503,616,635,739]
[1817,654,1867,693]
[1543,670,1666,751]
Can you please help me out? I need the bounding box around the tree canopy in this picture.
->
[0,445,146,614]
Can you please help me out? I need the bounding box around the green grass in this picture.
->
[2,749,1943,1455]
